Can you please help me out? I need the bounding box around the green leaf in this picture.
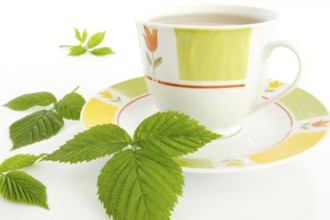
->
[0,170,48,209]
[74,27,82,43]
[145,52,152,66]
[0,154,45,173]
[44,124,132,163]
[10,110,64,149]
[97,149,183,220]
[4,92,57,111]
[154,57,162,68]
[90,47,114,56]
[81,29,88,44]
[133,111,221,157]
[68,45,86,56]
[87,32,106,49]
[55,92,85,120]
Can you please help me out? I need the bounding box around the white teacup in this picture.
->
[135,4,302,136]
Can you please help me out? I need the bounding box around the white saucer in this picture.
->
[81,77,329,173]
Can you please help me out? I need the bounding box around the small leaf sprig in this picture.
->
[45,111,221,220]
[0,154,48,209]
[60,28,114,56]
[3,87,86,150]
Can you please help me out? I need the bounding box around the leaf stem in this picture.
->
[71,86,80,94]
[131,143,138,151]
[59,45,72,48]
[52,86,81,113]
[37,154,49,163]
[151,52,155,75]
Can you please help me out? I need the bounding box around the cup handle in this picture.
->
[253,40,303,113]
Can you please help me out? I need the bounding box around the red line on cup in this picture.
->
[145,75,245,89]
[116,94,150,126]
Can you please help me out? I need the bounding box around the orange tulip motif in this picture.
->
[300,120,328,130]
[144,26,158,52]
[311,120,328,127]
[143,25,162,76]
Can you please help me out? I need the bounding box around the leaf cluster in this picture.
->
[45,111,220,220]
[60,28,114,56]
[3,87,86,149]
[2,88,220,220]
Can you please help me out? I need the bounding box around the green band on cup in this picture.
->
[175,28,251,81]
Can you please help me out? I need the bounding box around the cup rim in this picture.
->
[135,3,280,29]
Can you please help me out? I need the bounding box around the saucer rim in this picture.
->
[80,76,329,173]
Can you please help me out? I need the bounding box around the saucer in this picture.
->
[81,77,329,173]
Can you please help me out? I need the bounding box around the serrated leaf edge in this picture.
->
[0,170,49,209]
[3,92,57,111]
[10,110,64,149]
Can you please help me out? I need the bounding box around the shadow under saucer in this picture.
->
[172,160,318,220]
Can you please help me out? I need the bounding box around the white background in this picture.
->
[0,0,329,219]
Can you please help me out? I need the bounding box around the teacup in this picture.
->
[135,4,302,136]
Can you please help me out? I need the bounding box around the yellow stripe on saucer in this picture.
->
[249,131,326,164]
[82,98,118,129]
[226,161,245,167]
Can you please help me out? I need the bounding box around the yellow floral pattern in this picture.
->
[269,80,283,89]
[100,90,114,99]
[100,90,121,103]
[265,80,283,92]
